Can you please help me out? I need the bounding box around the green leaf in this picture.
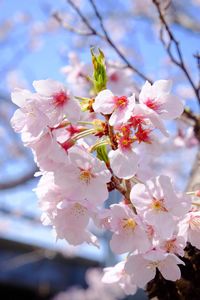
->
[91,48,107,94]
[96,144,109,164]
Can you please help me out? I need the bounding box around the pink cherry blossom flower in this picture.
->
[92,89,135,126]
[108,133,140,179]
[130,175,191,238]
[159,235,186,257]
[35,172,63,225]
[102,261,137,296]
[108,147,139,179]
[134,130,162,158]
[54,146,111,205]
[130,103,169,137]
[11,88,49,138]
[29,130,68,171]
[33,79,81,125]
[179,210,200,249]
[109,203,151,254]
[52,201,98,246]
[139,80,184,120]
[125,249,184,288]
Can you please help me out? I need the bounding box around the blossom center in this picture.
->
[164,239,176,252]
[53,91,69,107]
[129,115,145,128]
[122,218,137,230]
[119,136,133,150]
[72,203,87,216]
[114,96,128,109]
[145,98,160,112]
[148,261,159,269]
[119,125,131,136]
[135,125,152,143]
[79,169,94,184]
[151,198,167,212]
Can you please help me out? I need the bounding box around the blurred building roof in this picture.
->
[0,237,100,300]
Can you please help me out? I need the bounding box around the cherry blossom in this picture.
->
[139,80,184,120]
[33,79,81,125]
[11,88,49,139]
[52,201,98,246]
[10,48,197,297]
[159,235,186,257]
[54,146,111,206]
[130,175,191,238]
[108,146,139,179]
[130,102,169,137]
[93,89,135,126]
[102,261,137,295]
[179,210,200,249]
[29,130,69,171]
[125,249,184,288]
[109,203,151,254]
[35,172,63,225]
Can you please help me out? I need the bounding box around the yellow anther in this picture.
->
[122,218,137,230]
[79,170,93,184]
[151,198,167,212]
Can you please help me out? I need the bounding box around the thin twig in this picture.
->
[66,0,100,36]
[53,12,94,36]
[194,52,200,88]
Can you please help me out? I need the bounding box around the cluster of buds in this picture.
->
[11,50,200,296]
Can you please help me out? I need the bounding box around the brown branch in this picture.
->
[182,108,199,123]
[152,0,200,106]
[194,52,200,88]
[111,175,127,197]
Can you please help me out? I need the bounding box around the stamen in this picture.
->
[150,198,168,212]
[79,168,95,184]
[122,218,137,230]
[53,91,69,106]
[114,96,128,109]
[145,98,160,112]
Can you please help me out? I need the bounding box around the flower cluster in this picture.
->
[11,51,200,296]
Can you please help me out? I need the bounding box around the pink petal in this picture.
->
[33,79,65,96]
[93,89,115,114]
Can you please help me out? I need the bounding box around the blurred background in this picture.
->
[0,0,199,299]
